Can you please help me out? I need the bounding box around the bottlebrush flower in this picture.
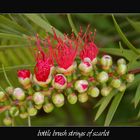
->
[79,26,99,65]
[74,80,88,93]
[33,35,54,87]
[100,55,113,70]
[13,88,25,101]
[17,69,32,89]
[52,74,67,90]
[50,29,78,75]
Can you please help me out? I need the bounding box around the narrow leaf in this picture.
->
[112,15,140,55]
[94,91,115,121]
[104,91,125,126]
[134,84,140,108]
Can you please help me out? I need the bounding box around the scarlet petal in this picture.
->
[54,75,66,85]
[81,84,88,90]
[17,70,30,79]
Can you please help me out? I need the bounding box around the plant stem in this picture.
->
[28,115,31,127]
[12,118,15,127]
[67,14,78,37]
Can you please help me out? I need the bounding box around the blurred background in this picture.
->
[0,14,140,126]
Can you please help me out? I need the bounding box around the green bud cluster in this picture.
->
[0,55,135,126]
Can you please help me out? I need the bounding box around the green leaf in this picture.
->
[112,15,140,55]
[127,18,140,33]
[134,84,140,108]
[0,15,31,35]
[93,96,106,109]
[24,14,64,38]
[94,91,115,121]
[104,91,125,126]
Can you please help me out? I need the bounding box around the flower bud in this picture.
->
[0,91,6,101]
[78,93,88,103]
[117,58,126,65]
[91,57,98,65]
[52,74,67,90]
[56,62,77,76]
[67,93,77,104]
[117,64,127,75]
[101,86,112,96]
[19,112,28,119]
[88,87,100,98]
[74,80,88,93]
[78,60,93,75]
[9,106,19,117]
[33,92,44,105]
[100,55,113,70]
[52,93,64,107]
[43,103,54,113]
[17,69,32,89]
[111,79,121,89]
[13,88,25,101]
[3,117,12,126]
[35,104,43,110]
[27,107,37,116]
[118,83,126,92]
[33,74,52,87]
[5,86,14,95]
[126,74,134,83]
[97,71,109,83]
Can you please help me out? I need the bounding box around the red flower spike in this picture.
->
[79,26,99,62]
[51,29,78,70]
[17,70,31,79]
[34,34,54,82]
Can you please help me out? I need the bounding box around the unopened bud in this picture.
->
[3,117,12,126]
[126,74,134,83]
[67,93,77,104]
[9,106,19,117]
[101,86,112,96]
[100,55,113,70]
[13,88,25,101]
[78,60,93,75]
[74,80,88,93]
[27,107,38,116]
[117,64,127,75]
[118,83,126,92]
[33,92,44,105]
[52,74,67,90]
[78,93,88,103]
[5,86,14,95]
[97,71,109,83]
[88,87,100,98]
[19,112,28,119]
[43,103,54,113]
[0,91,6,101]
[111,79,121,89]
[117,58,126,65]
[52,93,64,107]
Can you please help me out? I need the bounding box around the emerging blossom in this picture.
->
[33,35,54,87]
[49,29,78,75]
[100,55,113,70]
[79,26,99,65]
[17,69,32,89]
[33,92,44,105]
[13,88,25,101]
[74,80,88,93]
[52,74,67,90]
